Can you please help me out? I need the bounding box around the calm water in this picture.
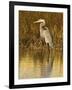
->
[19,48,63,79]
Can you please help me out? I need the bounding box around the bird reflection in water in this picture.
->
[19,46,63,79]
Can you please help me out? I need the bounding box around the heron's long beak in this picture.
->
[33,20,41,23]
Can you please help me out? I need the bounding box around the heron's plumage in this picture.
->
[34,19,54,48]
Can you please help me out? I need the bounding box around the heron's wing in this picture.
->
[44,29,54,48]
[44,29,52,41]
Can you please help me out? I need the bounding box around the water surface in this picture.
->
[19,48,63,79]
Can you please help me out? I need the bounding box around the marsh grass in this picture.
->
[19,11,63,56]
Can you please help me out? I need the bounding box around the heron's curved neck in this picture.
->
[40,23,45,37]
[40,22,45,28]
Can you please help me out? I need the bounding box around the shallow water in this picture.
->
[19,48,63,79]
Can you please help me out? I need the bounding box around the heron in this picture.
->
[34,19,54,60]
[34,19,53,48]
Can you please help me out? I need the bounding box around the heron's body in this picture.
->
[34,19,53,48]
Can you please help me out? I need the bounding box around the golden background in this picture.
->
[19,11,63,79]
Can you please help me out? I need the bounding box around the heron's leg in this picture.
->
[47,43,50,54]
[49,47,54,66]
[46,43,50,62]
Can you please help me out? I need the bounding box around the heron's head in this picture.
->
[34,19,45,25]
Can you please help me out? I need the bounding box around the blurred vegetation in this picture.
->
[19,11,63,51]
